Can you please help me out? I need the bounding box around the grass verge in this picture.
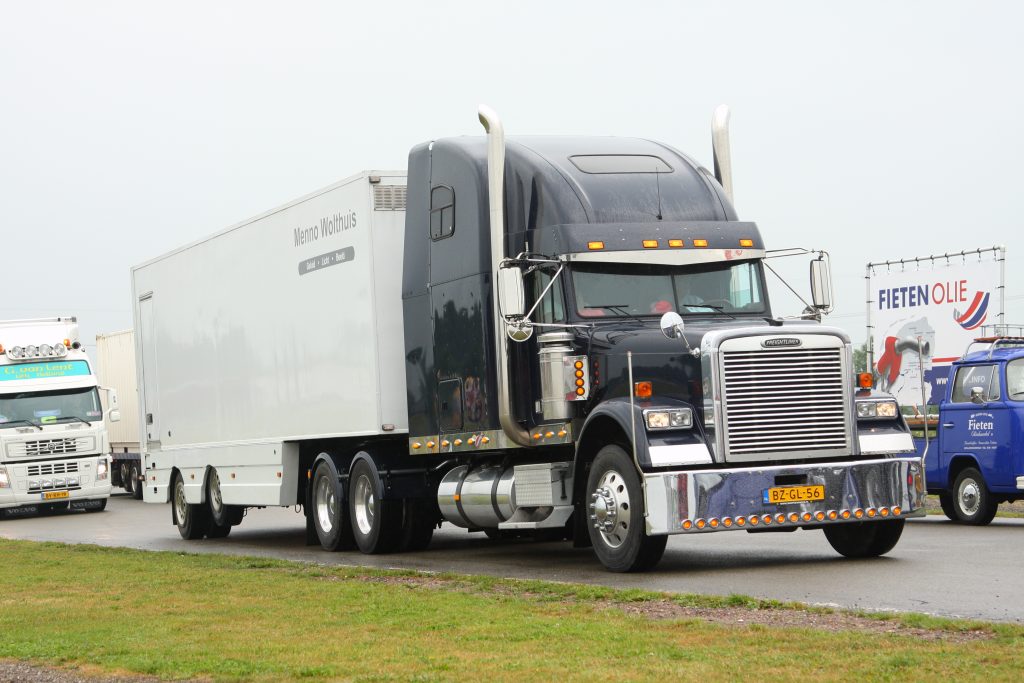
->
[1,539,1022,681]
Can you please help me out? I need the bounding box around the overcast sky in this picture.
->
[2,1,1021,351]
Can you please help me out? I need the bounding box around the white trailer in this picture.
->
[96,330,143,498]
[0,317,114,516]
[132,171,407,537]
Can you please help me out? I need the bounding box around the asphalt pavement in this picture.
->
[2,494,1021,623]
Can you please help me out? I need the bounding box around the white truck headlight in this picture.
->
[96,459,109,481]
[0,467,10,489]
[856,400,899,420]
[644,408,694,430]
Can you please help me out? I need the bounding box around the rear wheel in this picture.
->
[585,445,667,572]
[952,468,997,525]
[938,492,958,520]
[398,498,436,552]
[129,463,144,500]
[349,459,402,554]
[311,460,355,551]
[172,471,210,540]
[823,519,905,558]
[119,462,132,495]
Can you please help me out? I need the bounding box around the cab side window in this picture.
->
[530,270,565,324]
[429,186,454,240]
[951,364,1001,403]
[1006,360,1024,400]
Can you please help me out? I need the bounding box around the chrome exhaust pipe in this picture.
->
[478,104,532,448]
[711,104,734,205]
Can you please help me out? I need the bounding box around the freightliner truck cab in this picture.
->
[395,107,925,571]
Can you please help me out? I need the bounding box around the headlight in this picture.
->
[39,343,53,356]
[7,346,24,360]
[856,400,899,420]
[54,343,68,357]
[96,459,109,481]
[0,467,10,489]
[644,408,693,430]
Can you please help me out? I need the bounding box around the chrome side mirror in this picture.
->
[970,386,986,404]
[660,312,685,339]
[810,257,832,311]
[497,265,526,317]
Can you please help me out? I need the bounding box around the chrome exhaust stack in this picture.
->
[711,104,734,205]
[478,104,532,448]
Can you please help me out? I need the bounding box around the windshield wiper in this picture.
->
[53,416,93,427]
[0,419,43,431]
[684,304,736,319]
[587,304,647,325]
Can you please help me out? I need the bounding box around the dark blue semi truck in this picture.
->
[923,336,1024,524]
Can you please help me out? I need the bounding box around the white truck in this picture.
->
[132,107,923,569]
[0,317,114,517]
[96,330,143,499]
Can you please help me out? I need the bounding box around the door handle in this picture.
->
[942,423,955,428]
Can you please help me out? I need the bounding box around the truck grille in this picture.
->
[28,462,80,476]
[722,346,848,458]
[7,437,94,459]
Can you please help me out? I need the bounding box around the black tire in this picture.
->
[206,468,244,527]
[823,519,905,558]
[348,458,403,554]
[952,468,998,525]
[172,471,210,540]
[585,444,667,572]
[130,463,144,500]
[310,460,355,551]
[119,462,132,494]
[938,492,958,521]
[397,498,436,552]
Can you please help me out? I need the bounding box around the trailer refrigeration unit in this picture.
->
[132,106,925,570]
[0,317,114,517]
[96,330,143,499]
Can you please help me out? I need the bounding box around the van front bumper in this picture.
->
[644,456,925,535]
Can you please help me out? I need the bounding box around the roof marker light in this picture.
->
[668,239,684,248]
[642,239,658,249]
[693,239,708,248]
[588,241,605,250]
[739,239,754,247]
[634,381,652,399]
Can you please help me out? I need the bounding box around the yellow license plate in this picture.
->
[763,485,824,505]
[42,490,70,500]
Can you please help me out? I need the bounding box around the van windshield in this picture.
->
[571,260,767,318]
[0,386,103,428]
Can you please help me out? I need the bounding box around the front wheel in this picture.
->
[823,519,905,558]
[952,468,997,525]
[585,445,667,572]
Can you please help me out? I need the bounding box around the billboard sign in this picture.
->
[867,249,1005,407]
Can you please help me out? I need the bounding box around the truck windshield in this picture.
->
[0,386,103,429]
[572,260,767,318]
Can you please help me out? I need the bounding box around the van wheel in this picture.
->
[585,445,667,572]
[349,459,402,554]
[953,468,997,525]
[172,471,210,540]
[823,519,904,558]
[311,460,356,551]
[130,463,144,500]
[937,492,957,520]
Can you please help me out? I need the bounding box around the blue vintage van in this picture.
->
[924,337,1024,524]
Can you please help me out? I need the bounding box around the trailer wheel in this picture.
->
[938,492,957,521]
[823,519,905,558]
[349,459,402,554]
[172,471,210,540]
[952,468,998,525]
[130,463,144,500]
[311,460,355,551]
[119,462,132,494]
[585,445,667,572]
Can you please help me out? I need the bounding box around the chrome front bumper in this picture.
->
[644,456,925,535]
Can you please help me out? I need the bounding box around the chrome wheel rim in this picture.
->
[209,470,224,516]
[353,474,376,536]
[958,478,981,516]
[589,468,631,549]
[174,478,188,525]
[315,474,336,534]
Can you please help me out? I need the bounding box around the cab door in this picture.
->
[939,363,1012,487]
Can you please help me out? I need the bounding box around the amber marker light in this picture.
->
[441,440,450,448]
[557,430,567,438]
[454,439,463,446]
[815,511,826,521]
[735,516,746,527]
[854,508,865,519]
[802,512,813,522]
[841,510,851,519]
[880,507,890,517]
[545,431,554,438]
[412,442,422,450]
[426,441,436,449]
[634,381,653,399]
[695,519,707,529]
[682,520,693,530]
[693,239,708,248]
[762,514,773,525]
[468,436,477,445]
[480,436,491,444]
[668,239,685,248]
[748,515,759,526]
[892,506,902,516]
[739,239,754,247]
[722,517,733,528]
[866,508,877,518]
[575,387,586,396]
[788,513,799,523]
[63,339,71,348]
[709,518,720,528]
[858,372,873,389]
[776,513,787,524]
[588,241,605,250]
[827,510,838,520]
[642,239,658,249]
[533,433,542,440]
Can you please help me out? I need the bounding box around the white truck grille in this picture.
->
[7,437,94,459]
[722,345,848,458]
[27,461,80,476]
